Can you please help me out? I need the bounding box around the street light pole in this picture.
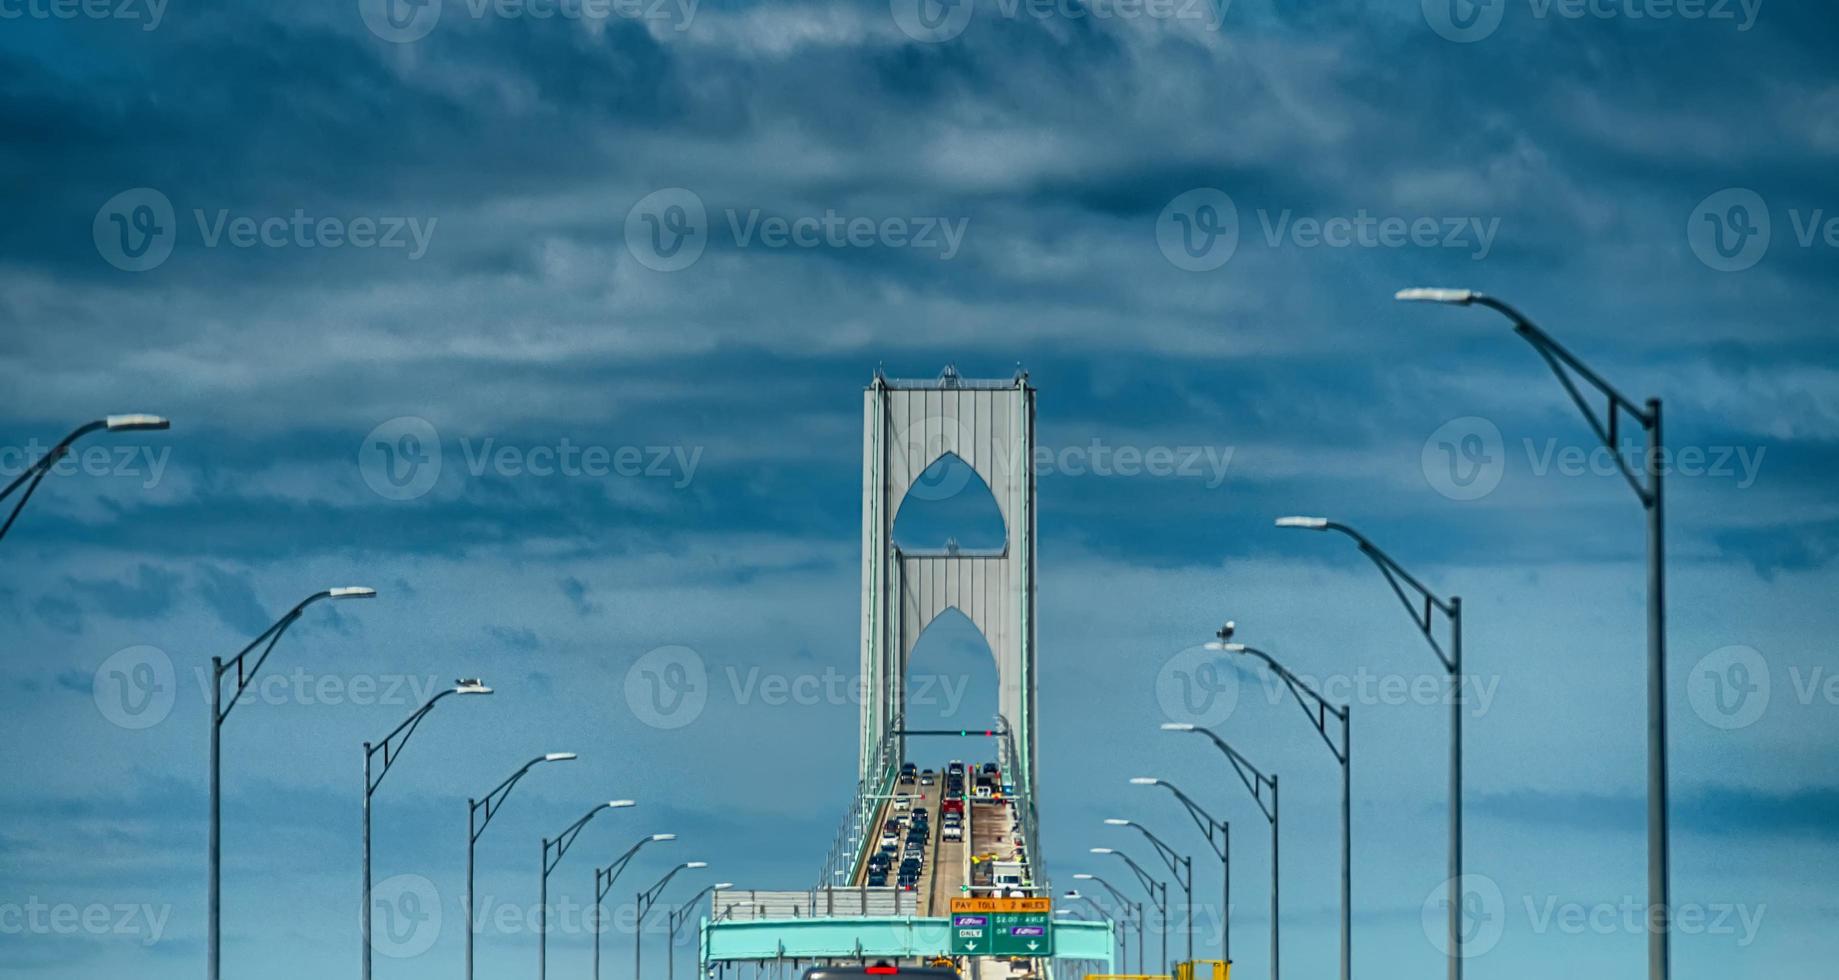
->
[0,414,170,544]
[541,801,637,980]
[1276,516,1464,978]
[467,753,578,980]
[1063,890,1124,974]
[1130,778,1231,963]
[1090,848,1169,975]
[1073,876,1144,975]
[1104,821,1195,965]
[594,834,678,980]
[637,862,708,980]
[1398,286,1669,980]
[1209,631,1350,980]
[668,882,732,980]
[1162,725,1279,980]
[208,586,374,980]
[362,680,494,980]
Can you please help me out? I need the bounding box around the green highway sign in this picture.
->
[949,899,1054,957]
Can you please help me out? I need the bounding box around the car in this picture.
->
[901,762,918,775]
[941,798,964,816]
[982,762,999,775]
[802,965,962,980]
[867,872,888,887]
[893,796,910,811]
[885,820,902,834]
[942,824,963,841]
[898,771,916,785]
[919,770,936,785]
[973,784,992,799]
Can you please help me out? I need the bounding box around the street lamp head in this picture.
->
[105,414,171,431]
[1395,287,1476,306]
[1204,641,1247,653]
[713,882,734,889]
[1072,874,1096,881]
[1128,777,1160,785]
[651,833,678,842]
[685,861,709,869]
[454,679,493,695]
[544,752,578,762]
[1089,847,1114,854]
[607,800,637,809]
[1063,890,1083,899]
[328,587,377,599]
[1103,818,1130,826]
[1274,515,1328,529]
[1159,723,1195,732]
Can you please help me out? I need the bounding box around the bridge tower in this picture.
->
[859,366,1038,799]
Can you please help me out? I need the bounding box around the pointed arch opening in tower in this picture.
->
[891,452,1007,553]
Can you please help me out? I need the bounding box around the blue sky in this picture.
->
[2,0,1836,978]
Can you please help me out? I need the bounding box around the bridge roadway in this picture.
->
[845,761,1036,980]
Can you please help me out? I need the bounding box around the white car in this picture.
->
[893,796,910,811]
[943,824,963,841]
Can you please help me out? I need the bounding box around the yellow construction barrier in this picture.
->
[1090,961,1229,980]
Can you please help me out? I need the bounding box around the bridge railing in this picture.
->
[814,729,901,891]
